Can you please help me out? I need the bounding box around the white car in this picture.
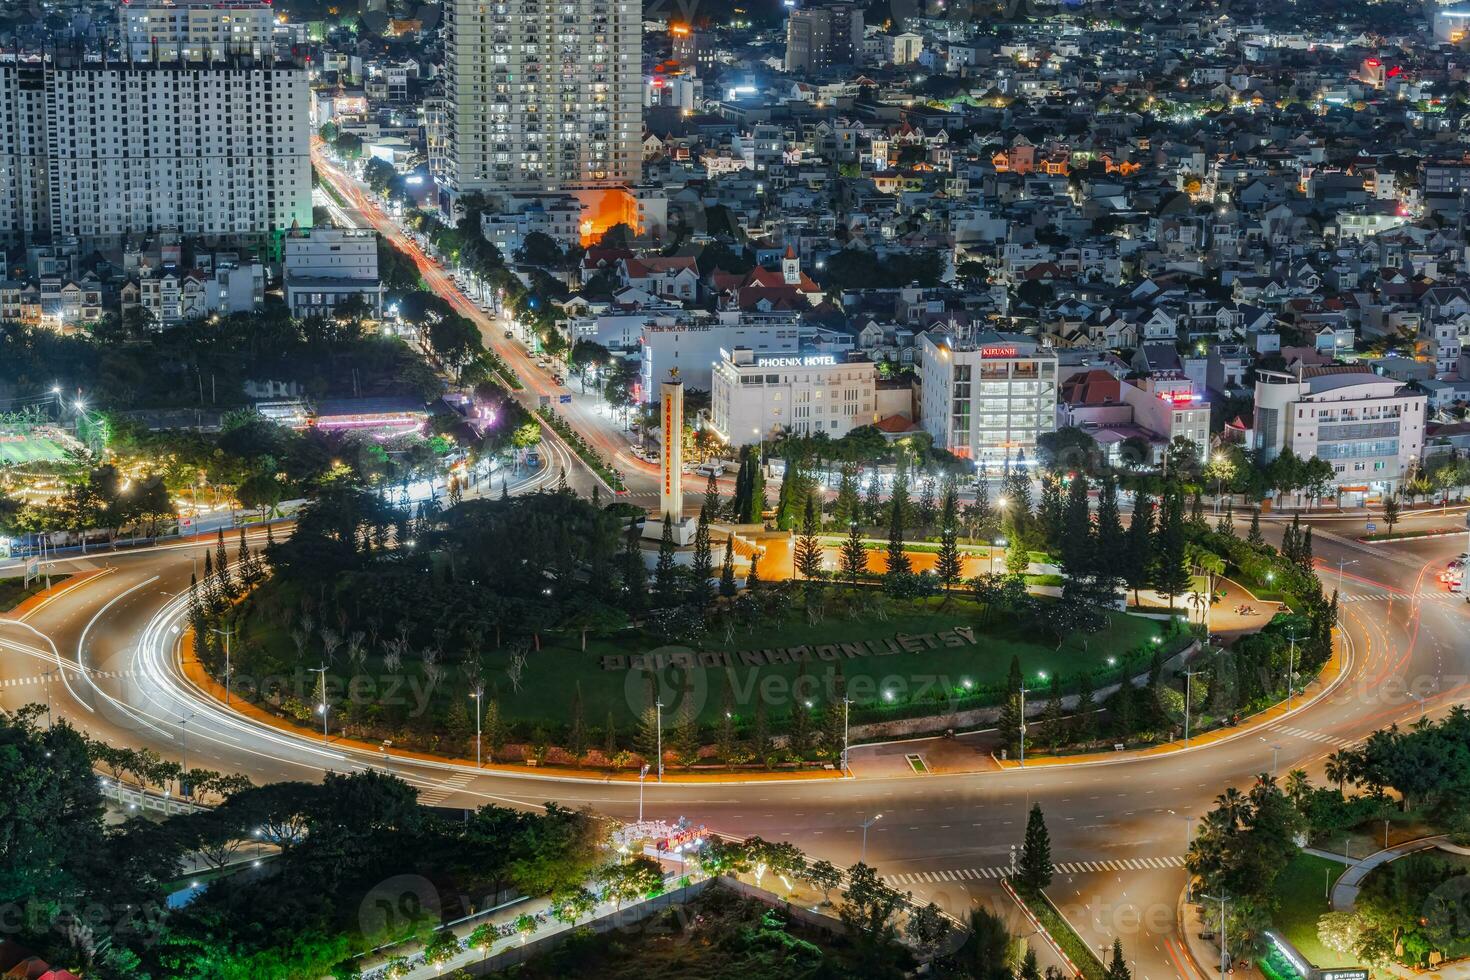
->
[694,461,727,477]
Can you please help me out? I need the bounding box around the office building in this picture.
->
[283,228,383,318]
[784,1,863,75]
[1253,366,1426,497]
[119,0,275,62]
[710,347,877,442]
[918,330,1058,465]
[441,0,641,199]
[0,58,310,250]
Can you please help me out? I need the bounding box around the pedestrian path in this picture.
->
[1261,720,1357,749]
[1336,589,1453,603]
[882,854,1185,887]
[415,772,476,806]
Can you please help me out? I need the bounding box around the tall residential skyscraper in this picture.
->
[442,0,641,199]
[0,58,311,250]
[118,0,275,62]
[784,1,863,76]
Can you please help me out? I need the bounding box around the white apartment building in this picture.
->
[1119,374,1211,456]
[918,331,1059,465]
[479,193,583,259]
[640,313,803,398]
[119,0,274,62]
[1253,367,1427,496]
[441,0,641,197]
[711,348,877,443]
[0,59,310,250]
[282,228,383,318]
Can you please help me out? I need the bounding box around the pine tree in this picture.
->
[1019,947,1042,980]
[484,698,506,762]
[1299,526,1315,571]
[752,697,772,764]
[1004,536,1030,576]
[202,550,218,610]
[862,469,883,527]
[567,682,588,760]
[840,519,867,587]
[704,470,720,518]
[1039,473,1065,551]
[823,666,847,760]
[654,515,678,605]
[1018,803,1053,892]
[997,655,1023,757]
[1040,674,1065,750]
[719,534,738,597]
[1188,490,1208,535]
[236,529,258,588]
[789,663,813,756]
[884,488,911,579]
[1124,492,1155,605]
[1060,473,1093,602]
[1111,682,1135,737]
[890,458,912,533]
[832,464,859,529]
[1217,498,1236,537]
[971,473,996,541]
[935,481,963,595]
[794,495,823,583]
[214,529,234,598]
[716,679,737,761]
[916,477,937,532]
[603,711,619,761]
[747,548,762,589]
[672,693,699,767]
[746,448,767,523]
[691,505,713,603]
[1153,490,1192,611]
[1095,475,1124,599]
[1071,671,1097,746]
[775,459,804,531]
[1107,940,1132,980]
[621,520,648,612]
[730,452,751,522]
[634,678,661,767]
[1247,506,1265,547]
[1282,514,1301,564]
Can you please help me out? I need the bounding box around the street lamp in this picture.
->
[1334,558,1358,594]
[1182,668,1201,746]
[841,697,852,775]
[469,687,483,767]
[1198,892,1229,980]
[210,627,234,705]
[638,763,650,822]
[991,536,1005,574]
[655,699,664,782]
[1283,629,1301,710]
[179,712,195,793]
[1017,681,1031,766]
[308,665,330,743]
[860,813,883,862]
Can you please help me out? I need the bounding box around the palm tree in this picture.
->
[1324,750,1353,793]
[1284,768,1310,804]
[1213,786,1249,828]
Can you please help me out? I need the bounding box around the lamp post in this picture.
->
[1335,558,1357,595]
[1283,629,1300,710]
[41,667,55,728]
[1270,742,1283,779]
[1017,681,1031,766]
[655,699,664,782]
[179,712,195,794]
[841,697,852,775]
[308,665,330,743]
[991,537,1005,575]
[469,686,483,767]
[1199,893,1229,980]
[638,763,649,822]
[860,813,883,862]
[210,627,234,705]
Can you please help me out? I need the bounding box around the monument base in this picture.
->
[641,515,698,546]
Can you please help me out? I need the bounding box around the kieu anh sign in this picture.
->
[599,626,978,671]
[755,354,836,368]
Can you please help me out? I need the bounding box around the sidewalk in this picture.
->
[1330,835,1449,912]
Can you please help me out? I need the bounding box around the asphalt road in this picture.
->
[2,507,1464,980]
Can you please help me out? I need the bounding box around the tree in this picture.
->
[1072,671,1097,746]
[654,515,679,605]
[794,495,823,583]
[550,885,597,927]
[719,534,738,597]
[1039,674,1066,750]
[567,683,588,760]
[620,520,648,612]
[1059,472,1094,602]
[840,861,907,942]
[996,655,1023,758]
[691,503,713,603]
[935,481,963,598]
[804,858,843,905]
[1124,492,1155,605]
[1247,506,1265,547]
[907,901,952,955]
[1018,803,1054,892]
[1382,496,1400,534]
[1106,939,1133,980]
[840,520,868,586]
[884,488,911,579]
[956,906,1015,980]
[1153,490,1192,611]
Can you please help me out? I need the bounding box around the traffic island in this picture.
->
[1002,877,1104,980]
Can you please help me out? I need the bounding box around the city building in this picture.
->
[710,347,877,442]
[0,58,310,250]
[1253,366,1427,497]
[784,1,863,75]
[670,24,716,76]
[479,193,584,259]
[118,0,274,62]
[282,228,382,319]
[917,330,1058,465]
[440,0,641,199]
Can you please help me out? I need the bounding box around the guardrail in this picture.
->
[100,780,206,816]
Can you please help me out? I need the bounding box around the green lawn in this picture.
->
[0,575,67,613]
[231,593,1177,731]
[0,433,71,466]
[1272,852,1355,970]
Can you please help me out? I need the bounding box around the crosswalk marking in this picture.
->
[1337,590,1456,603]
[0,669,133,688]
[882,854,1186,887]
[416,772,475,806]
[1264,722,1356,749]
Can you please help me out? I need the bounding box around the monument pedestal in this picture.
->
[641,516,698,546]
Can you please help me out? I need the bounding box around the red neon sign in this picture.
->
[1365,58,1381,67]
[980,346,1017,358]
